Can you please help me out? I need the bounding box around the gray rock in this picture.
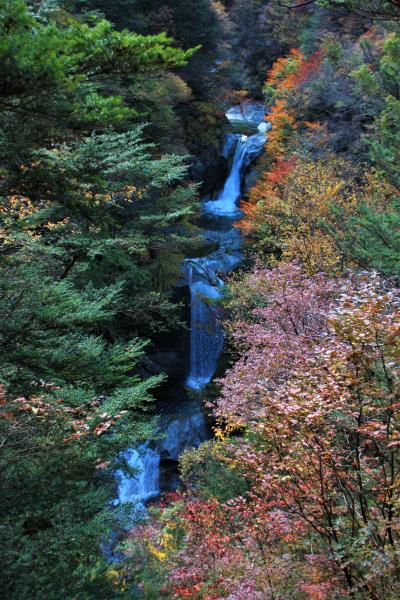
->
[156,403,209,460]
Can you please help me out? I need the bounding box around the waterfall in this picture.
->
[116,445,160,510]
[203,136,248,217]
[115,103,269,512]
[186,113,269,390]
[186,264,224,390]
[204,130,268,217]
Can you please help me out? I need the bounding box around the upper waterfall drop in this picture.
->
[204,105,270,218]
[203,135,249,217]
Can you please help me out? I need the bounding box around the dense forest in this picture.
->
[1,1,400,598]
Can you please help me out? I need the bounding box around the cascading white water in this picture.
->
[204,128,268,218]
[186,264,224,390]
[115,403,209,511]
[203,136,249,217]
[116,104,269,510]
[116,445,160,510]
[186,111,269,390]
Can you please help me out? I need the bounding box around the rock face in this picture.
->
[156,402,209,461]
[226,103,266,127]
[190,153,228,196]
[222,133,240,160]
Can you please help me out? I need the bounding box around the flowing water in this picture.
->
[185,268,224,390]
[186,109,269,389]
[116,445,160,507]
[115,104,269,511]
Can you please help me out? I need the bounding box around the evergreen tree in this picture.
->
[0,2,199,597]
[335,33,400,278]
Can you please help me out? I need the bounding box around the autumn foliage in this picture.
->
[265,48,323,98]
[260,48,323,162]
[137,265,400,599]
[215,265,400,598]
[237,47,345,266]
[240,158,363,273]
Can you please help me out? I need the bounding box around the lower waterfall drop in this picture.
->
[116,445,160,510]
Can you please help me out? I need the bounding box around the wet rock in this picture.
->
[222,133,240,160]
[156,403,209,461]
[190,154,228,196]
[226,103,266,127]
[245,168,258,192]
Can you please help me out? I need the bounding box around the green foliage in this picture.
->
[181,101,226,155]
[0,277,160,598]
[76,0,224,96]
[332,193,400,280]
[0,0,196,173]
[180,440,249,502]
[335,33,400,277]
[2,125,199,334]
[0,2,201,598]
[370,95,400,188]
